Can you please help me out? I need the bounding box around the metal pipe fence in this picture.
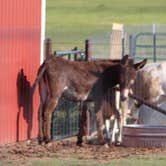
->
[126,24,166,62]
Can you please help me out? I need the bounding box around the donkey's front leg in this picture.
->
[116,114,122,144]
[111,117,118,144]
[117,100,129,144]
[117,102,131,145]
[94,103,105,145]
[77,102,87,146]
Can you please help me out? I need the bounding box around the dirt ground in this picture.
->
[0,137,166,163]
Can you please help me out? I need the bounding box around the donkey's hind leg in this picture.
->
[43,96,59,143]
[38,102,44,144]
[77,102,88,146]
[38,78,48,144]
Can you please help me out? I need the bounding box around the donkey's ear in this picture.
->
[134,59,147,70]
[121,55,129,65]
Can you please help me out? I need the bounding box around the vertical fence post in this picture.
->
[129,35,134,58]
[73,46,78,61]
[85,39,92,61]
[84,39,91,136]
[68,54,71,60]
[65,105,70,136]
[133,34,137,61]
[45,38,52,59]
[122,26,125,57]
[153,24,157,62]
[86,104,90,136]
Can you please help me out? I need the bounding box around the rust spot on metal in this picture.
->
[122,125,166,148]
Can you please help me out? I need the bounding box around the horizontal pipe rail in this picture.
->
[114,86,166,116]
[54,50,85,56]
[129,94,166,116]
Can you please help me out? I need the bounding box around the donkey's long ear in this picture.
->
[121,55,129,65]
[134,59,147,70]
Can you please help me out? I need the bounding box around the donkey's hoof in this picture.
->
[38,138,44,145]
[111,141,121,146]
[46,142,53,148]
[115,141,121,146]
[99,140,106,145]
[76,140,83,146]
[111,141,116,146]
[104,143,110,149]
[44,137,51,144]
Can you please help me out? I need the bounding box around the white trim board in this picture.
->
[40,0,46,64]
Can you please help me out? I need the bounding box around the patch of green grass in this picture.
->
[110,155,166,166]
[46,0,166,50]
[0,159,101,166]
[1,154,166,166]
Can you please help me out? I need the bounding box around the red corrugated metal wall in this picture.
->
[0,0,41,144]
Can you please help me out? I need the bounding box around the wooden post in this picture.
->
[45,38,52,59]
[110,23,124,59]
[85,39,92,61]
[73,46,78,61]
[85,39,91,136]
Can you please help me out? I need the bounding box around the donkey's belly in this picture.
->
[62,88,90,101]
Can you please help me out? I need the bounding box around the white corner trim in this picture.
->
[40,0,46,64]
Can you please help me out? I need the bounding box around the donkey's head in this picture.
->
[119,55,147,101]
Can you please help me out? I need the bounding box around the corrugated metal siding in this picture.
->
[0,0,41,144]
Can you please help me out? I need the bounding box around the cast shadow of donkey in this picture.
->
[16,69,34,141]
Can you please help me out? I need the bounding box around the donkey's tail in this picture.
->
[32,63,46,95]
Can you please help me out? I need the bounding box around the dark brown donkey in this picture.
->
[32,54,146,144]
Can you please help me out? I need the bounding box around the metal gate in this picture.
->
[52,98,81,140]
[52,99,95,140]
[132,32,166,62]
